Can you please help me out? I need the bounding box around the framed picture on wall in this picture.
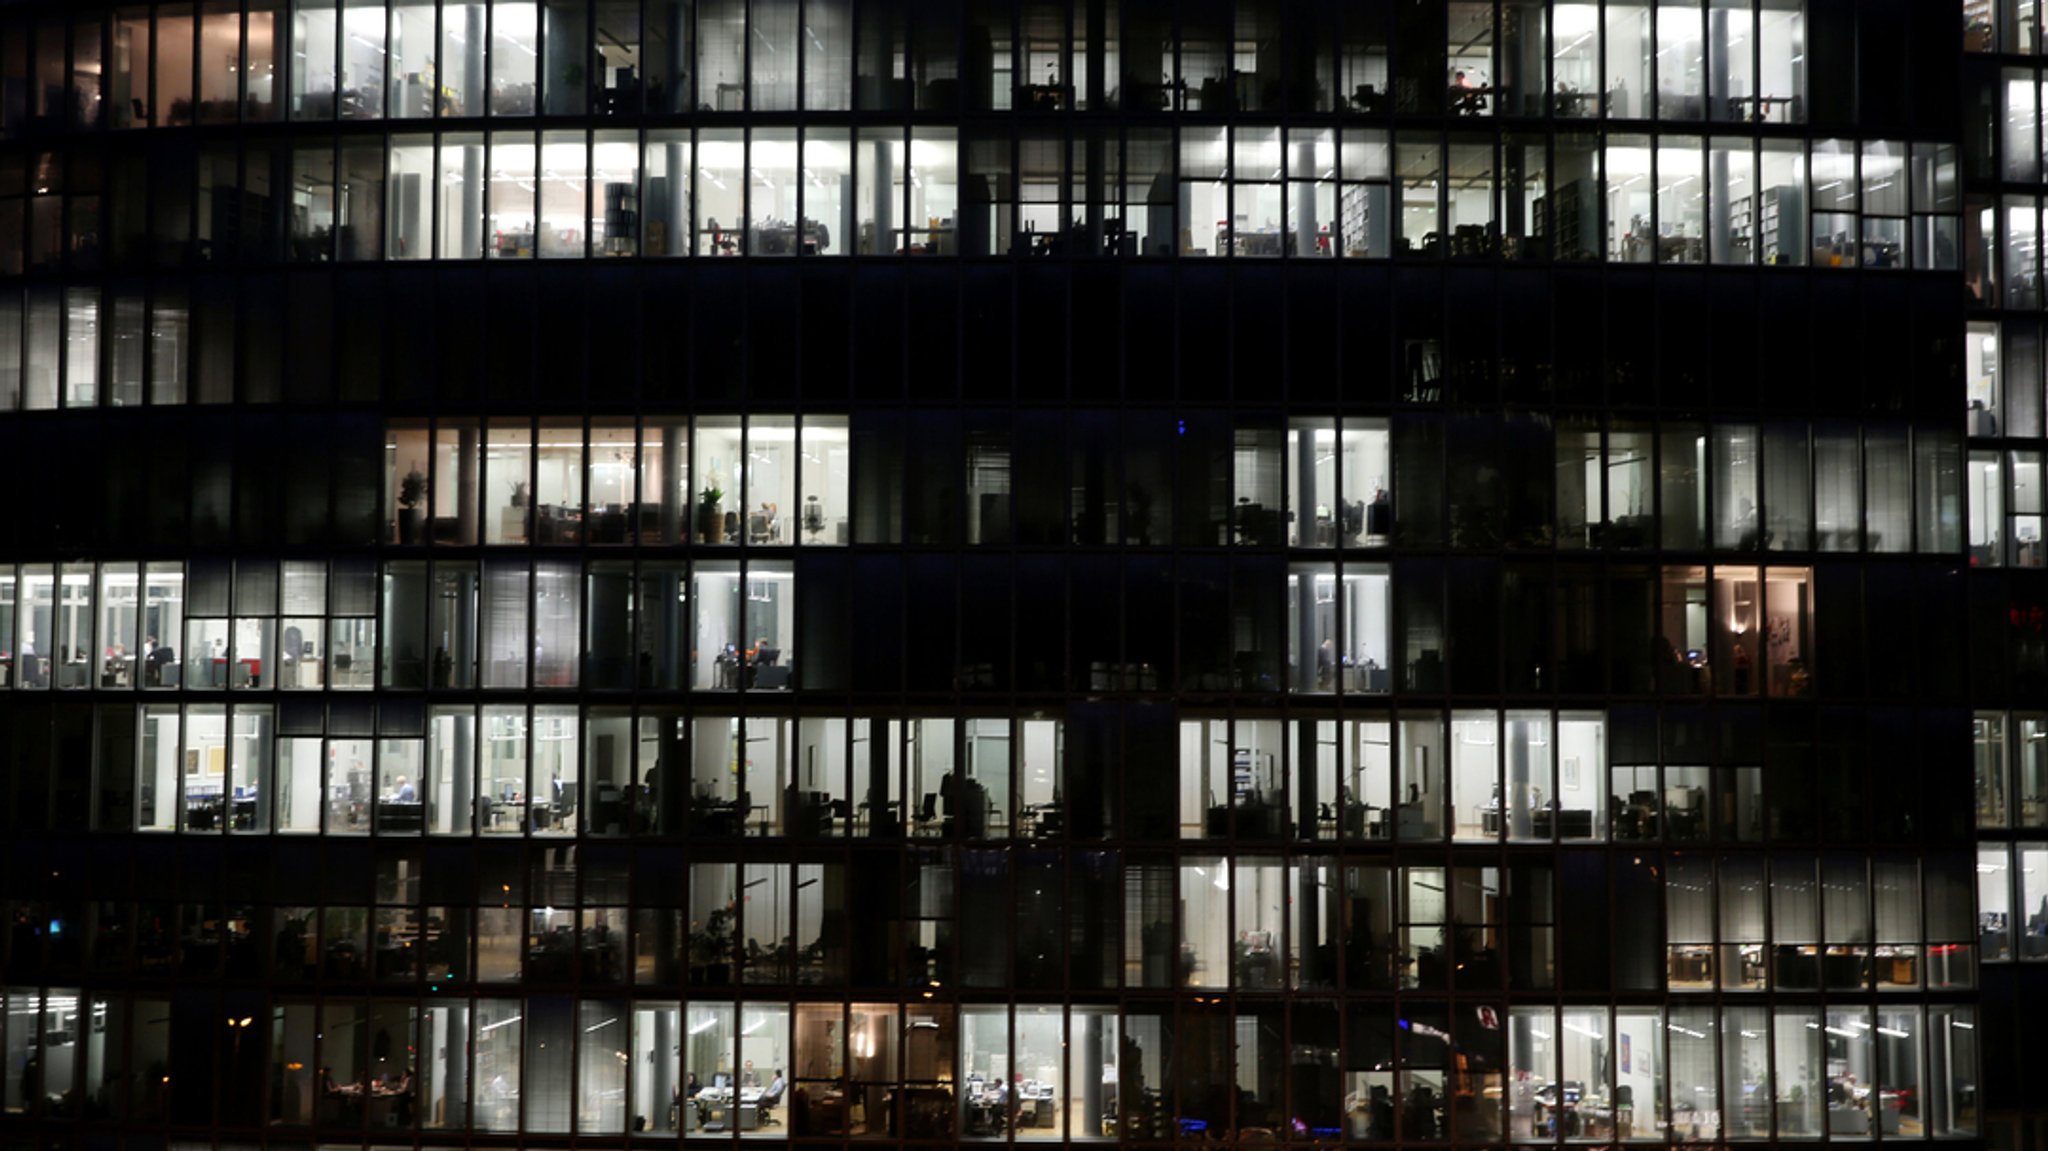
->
[1562,756,1580,790]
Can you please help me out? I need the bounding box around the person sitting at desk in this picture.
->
[391,775,417,802]
[1449,70,1486,115]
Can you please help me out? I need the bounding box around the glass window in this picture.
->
[1234,126,1285,257]
[747,128,799,256]
[480,704,528,833]
[339,0,384,116]
[388,2,436,117]
[798,416,850,544]
[642,129,690,256]
[959,1006,1010,1138]
[1445,1,1495,117]
[1397,714,1444,841]
[1555,712,1605,839]
[538,131,587,258]
[2020,714,2048,826]
[1756,1,1802,120]
[856,126,903,253]
[1862,140,1908,267]
[1609,134,1653,261]
[1709,137,1757,263]
[436,1,487,115]
[698,128,745,254]
[1978,845,2012,962]
[1180,856,1229,988]
[1397,135,1441,255]
[1340,719,1393,841]
[542,0,590,116]
[1606,4,1651,117]
[1866,428,1911,552]
[1757,139,1806,264]
[1971,450,2006,567]
[1178,126,1227,258]
[489,132,537,258]
[1494,711,1550,842]
[1657,136,1705,262]
[1966,708,1998,823]
[1913,143,1960,269]
[137,704,181,830]
[289,143,336,261]
[389,135,435,259]
[688,416,740,543]
[585,420,636,542]
[800,130,850,256]
[1507,1007,1554,1138]
[1656,2,1705,118]
[1925,1007,1977,1135]
[484,421,532,544]
[630,418,686,545]
[1445,135,1496,255]
[439,131,486,259]
[290,0,339,119]
[426,705,473,834]
[473,998,522,1131]
[1287,128,1338,257]
[534,419,583,542]
[908,128,958,255]
[1917,429,1965,554]
[1659,421,1705,550]
[109,8,153,128]
[1448,712,1497,843]
[492,2,540,115]
[744,416,795,541]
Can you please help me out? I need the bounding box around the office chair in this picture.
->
[748,513,771,543]
[913,792,941,831]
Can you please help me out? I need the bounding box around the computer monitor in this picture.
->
[502,781,519,802]
[713,1073,732,1090]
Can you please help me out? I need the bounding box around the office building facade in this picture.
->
[0,0,2037,1146]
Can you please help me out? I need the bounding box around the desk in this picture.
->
[1727,94,1796,122]
[690,797,760,836]
[1016,802,1064,839]
[1657,234,1705,264]
[1532,807,1595,839]
[1017,82,1072,110]
[695,1088,764,1131]
[859,799,902,836]
[1234,943,1281,988]
[1344,663,1392,694]
[752,221,830,256]
[206,656,264,688]
[376,800,425,833]
[185,795,225,830]
[536,504,583,544]
[1449,85,1498,115]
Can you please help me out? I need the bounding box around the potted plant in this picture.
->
[508,479,528,509]
[698,485,726,543]
[396,467,427,544]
